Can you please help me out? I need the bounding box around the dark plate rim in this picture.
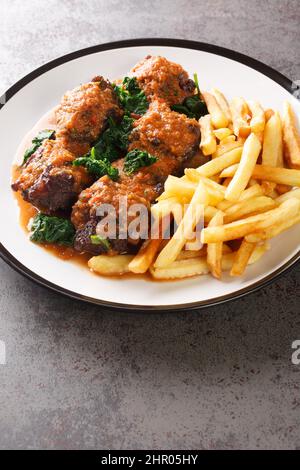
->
[0,38,299,312]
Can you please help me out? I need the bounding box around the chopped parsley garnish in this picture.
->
[171,73,207,120]
[73,115,133,180]
[123,149,157,175]
[23,129,55,165]
[30,214,75,246]
[114,77,149,115]
[90,235,110,251]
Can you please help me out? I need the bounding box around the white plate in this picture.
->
[0,39,299,311]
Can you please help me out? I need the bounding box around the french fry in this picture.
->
[211,88,232,123]
[248,100,265,135]
[199,114,217,156]
[230,97,251,138]
[222,177,232,187]
[224,196,276,223]
[192,147,243,178]
[276,187,300,204]
[225,133,262,201]
[128,238,162,274]
[202,91,229,128]
[212,139,242,158]
[221,243,269,271]
[217,183,264,211]
[150,257,209,280]
[261,181,276,196]
[262,111,283,167]
[88,254,134,276]
[276,184,291,195]
[220,163,300,187]
[204,205,219,224]
[230,240,256,276]
[265,109,274,122]
[201,198,300,243]
[177,247,206,260]
[282,101,300,169]
[164,175,197,200]
[245,211,300,243]
[154,181,208,268]
[219,135,236,145]
[213,128,233,141]
[207,211,224,279]
[151,197,183,220]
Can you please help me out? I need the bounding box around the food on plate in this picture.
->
[130,55,196,106]
[71,100,200,255]
[12,76,123,212]
[282,101,300,169]
[12,55,300,282]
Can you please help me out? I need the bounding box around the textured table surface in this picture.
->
[0,0,299,450]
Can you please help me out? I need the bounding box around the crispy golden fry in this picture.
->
[245,212,300,243]
[265,109,274,122]
[213,128,233,141]
[261,181,276,196]
[220,163,300,187]
[212,139,242,158]
[150,257,209,280]
[201,198,300,243]
[154,182,208,268]
[276,187,300,204]
[262,111,283,168]
[221,243,269,271]
[217,183,264,211]
[164,175,197,200]
[177,248,207,260]
[207,211,224,279]
[199,114,217,156]
[222,177,232,187]
[204,205,219,224]
[225,133,262,201]
[224,196,276,223]
[185,171,226,203]
[248,100,265,135]
[276,184,291,195]
[151,197,183,220]
[211,88,232,123]
[202,91,229,128]
[230,97,251,138]
[128,238,162,274]
[230,240,256,276]
[191,147,243,178]
[88,254,134,276]
[282,101,300,169]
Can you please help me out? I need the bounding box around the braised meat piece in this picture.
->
[71,101,200,254]
[56,77,123,142]
[130,55,195,106]
[12,139,93,213]
[12,77,123,212]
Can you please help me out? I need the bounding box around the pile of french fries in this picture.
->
[88,89,300,280]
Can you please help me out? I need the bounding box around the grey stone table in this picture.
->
[0,0,299,450]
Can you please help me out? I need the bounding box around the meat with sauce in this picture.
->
[12,139,93,213]
[56,76,122,142]
[71,101,200,255]
[12,77,123,213]
[130,55,195,106]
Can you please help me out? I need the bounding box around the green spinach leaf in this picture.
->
[171,73,207,120]
[114,77,149,115]
[23,129,55,165]
[30,214,75,246]
[123,149,157,175]
[90,235,110,251]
